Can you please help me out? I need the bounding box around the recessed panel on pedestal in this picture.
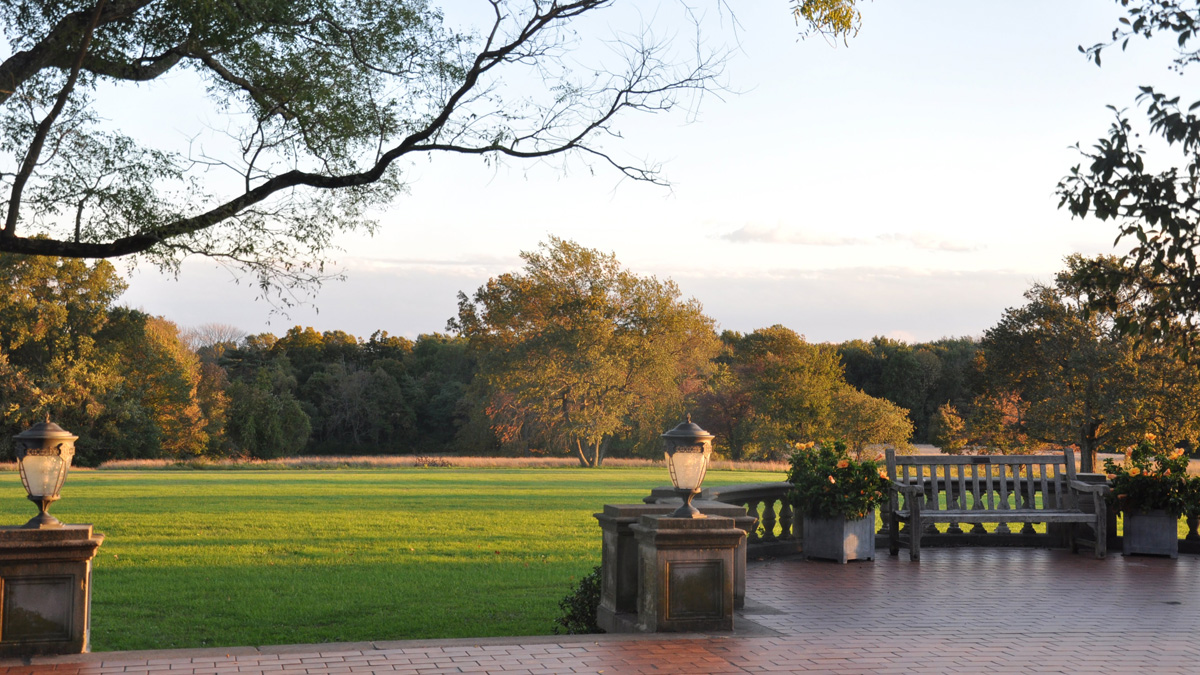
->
[665,560,723,620]
[2,575,74,642]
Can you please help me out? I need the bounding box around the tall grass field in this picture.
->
[0,466,783,652]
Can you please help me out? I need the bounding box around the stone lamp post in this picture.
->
[661,415,714,518]
[13,418,77,529]
[0,418,103,657]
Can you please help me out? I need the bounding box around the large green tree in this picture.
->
[0,252,216,463]
[977,279,1136,471]
[698,326,844,460]
[452,237,719,466]
[973,258,1200,470]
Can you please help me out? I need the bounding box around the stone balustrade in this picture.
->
[645,482,796,556]
[647,478,1200,556]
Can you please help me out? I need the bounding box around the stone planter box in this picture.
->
[1123,509,1179,558]
[802,509,875,563]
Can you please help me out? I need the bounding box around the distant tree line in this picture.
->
[5,243,1200,470]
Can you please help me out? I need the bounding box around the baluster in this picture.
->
[747,500,763,544]
[995,464,1012,534]
[923,465,938,535]
[779,498,794,540]
[762,498,779,542]
[1021,464,1036,534]
[1188,515,1199,542]
[970,463,987,534]
[947,464,963,534]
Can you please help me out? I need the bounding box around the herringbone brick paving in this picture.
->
[3,548,1199,674]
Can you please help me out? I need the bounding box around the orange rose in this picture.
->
[828,475,836,484]
[836,459,850,469]
[1128,467,1141,477]
[1170,448,1186,460]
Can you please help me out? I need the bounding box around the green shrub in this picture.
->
[787,440,890,519]
[552,565,604,635]
[1105,437,1195,515]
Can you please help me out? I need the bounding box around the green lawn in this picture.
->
[0,467,782,652]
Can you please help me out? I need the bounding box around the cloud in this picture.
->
[719,224,865,246]
[877,232,984,253]
[720,225,983,253]
[669,266,1041,343]
[341,254,522,274]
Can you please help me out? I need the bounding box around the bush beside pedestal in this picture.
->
[802,510,876,563]
[1123,510,1179,558]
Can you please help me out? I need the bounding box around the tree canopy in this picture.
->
[452,237,719,466]
[1058,0,1200,352]
[968,257,1200,470]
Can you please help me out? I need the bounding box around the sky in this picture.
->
[116,0,1199,344]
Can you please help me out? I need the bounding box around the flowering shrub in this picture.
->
[1104,436,1194,516]
[787,441,890,520]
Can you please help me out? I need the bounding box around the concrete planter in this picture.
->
[1123,509,1179,558]
[802,509,875,563]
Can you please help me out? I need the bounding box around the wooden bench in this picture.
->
[886,449,1108,560]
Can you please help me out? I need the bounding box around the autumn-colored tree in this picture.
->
[453,238,719,467]
[829,385,913,460]
[929,403,967,454]
[0,253,214,462]
[102,311,209,457]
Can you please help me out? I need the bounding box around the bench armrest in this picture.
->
[891,481,924,496]
[1069,480,1110,495]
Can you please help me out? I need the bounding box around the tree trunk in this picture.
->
[572,438,607,467]
[1080,426,1099,474]
[574,438,593,467]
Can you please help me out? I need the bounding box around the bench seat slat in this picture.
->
[893,509,1098,523]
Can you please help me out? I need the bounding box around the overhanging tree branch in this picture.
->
[0,0,733,296]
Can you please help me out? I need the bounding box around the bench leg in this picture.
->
[909,499,921,562]
[889,493,900,555]
[1094,496,1107,559]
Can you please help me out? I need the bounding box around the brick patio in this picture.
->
[3,547,1199,674]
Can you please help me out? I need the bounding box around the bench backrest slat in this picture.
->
[956,463,967,510]
[1039,464,1051,509]
[979,458,988,506]
[965,463,975,510]
[1026,464,1037,508]
[998,463,1010,510]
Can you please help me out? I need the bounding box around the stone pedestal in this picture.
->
[594,502,754,633]
[630,514,744,633]
[0,525,104,657]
